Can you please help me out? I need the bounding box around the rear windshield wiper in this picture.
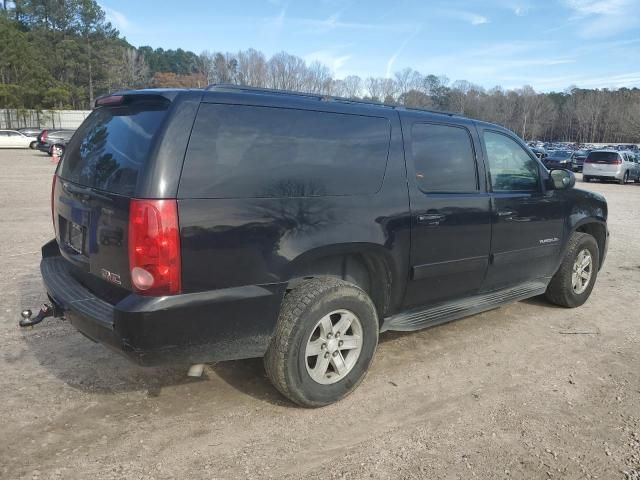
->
[61,181,113,203]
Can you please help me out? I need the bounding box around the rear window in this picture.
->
[179,104,391,198]
[58,99,169,196]
[410,123,478,192]
[550,151,572,158]
[586,151,620,163]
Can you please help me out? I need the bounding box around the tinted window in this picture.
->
[549,150,572,158]
[411,123,477,192]
[180,104,390,198]
[484,131,539,192]
[58,100,169,196]
[586,151,620,164]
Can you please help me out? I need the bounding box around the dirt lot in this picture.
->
[0,149,638,480]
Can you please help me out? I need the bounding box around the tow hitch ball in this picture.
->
[19,303,57,327]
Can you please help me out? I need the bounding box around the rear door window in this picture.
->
[410,123,478,192]
[179,104,391,198]
[58,99,170,196]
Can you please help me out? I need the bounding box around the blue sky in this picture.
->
[100,0,640,92]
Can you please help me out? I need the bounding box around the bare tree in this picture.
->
[236,49,268,87]
[341,75,362,98]
[394,68,422,97]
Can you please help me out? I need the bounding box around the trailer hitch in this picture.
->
[19,303,61,327]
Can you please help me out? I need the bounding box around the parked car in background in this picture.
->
[36,129,75,156]
[583,150,640,184]
[573,149,591,172]
[17,127,43,137]
[0,130,33,149]
[530,146,547,160]
[622,151,640,177]
[18,127,44,148]
[543,150,575,170]
[36,86,609,407]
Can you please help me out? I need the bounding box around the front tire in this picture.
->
[264,278,379,407]
[545,232,599,308]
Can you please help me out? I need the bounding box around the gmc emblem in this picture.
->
[101,268,122,286]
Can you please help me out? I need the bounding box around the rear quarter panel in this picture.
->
[177,96,411,314]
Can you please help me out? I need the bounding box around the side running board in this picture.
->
[381,280,548,333]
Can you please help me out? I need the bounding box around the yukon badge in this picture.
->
[539,237,560,245]
[101,268,122,285]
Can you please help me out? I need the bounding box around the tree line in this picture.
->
[1,1,638,142]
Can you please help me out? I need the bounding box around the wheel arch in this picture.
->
[572,219,607,269]
[284,243,400,321]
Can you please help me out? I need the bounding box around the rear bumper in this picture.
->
[40,240,285,366]
[582,168,622,180]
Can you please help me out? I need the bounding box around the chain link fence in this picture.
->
[0,109,91,130]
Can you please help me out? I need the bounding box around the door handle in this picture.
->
[417,213,446,225]
[497,210,514,217]
[496,210,531,222]
[497,210,515,221]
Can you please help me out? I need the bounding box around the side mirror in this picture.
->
[549,169,575,190]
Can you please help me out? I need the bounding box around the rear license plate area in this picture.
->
[67,222,86,254]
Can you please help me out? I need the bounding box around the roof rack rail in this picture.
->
[396,105,459,117]
[207,84,326,100]
[206,83,459,117]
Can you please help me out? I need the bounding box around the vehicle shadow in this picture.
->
[209,331,419,407]
[14,271,208,397]
[520,295,564,308]
[210,326,428,403]
[14,261,545,405]
[210,358,295,407]
[15,270,292,403]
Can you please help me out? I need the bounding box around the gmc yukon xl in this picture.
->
[34,85,608,406]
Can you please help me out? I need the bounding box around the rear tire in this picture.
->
[619,171,628,185]
[29,141,37,149]
[52,145,64,157]
[264,277,378,407]
[545,232,599,308]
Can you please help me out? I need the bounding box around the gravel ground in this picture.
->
[1,149,639,480]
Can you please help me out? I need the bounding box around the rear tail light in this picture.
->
[585,155,622,164]
[128,199,181,296]
[51,174,57,234]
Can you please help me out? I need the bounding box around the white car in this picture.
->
[0,130,33,149]
[583,149,640,185]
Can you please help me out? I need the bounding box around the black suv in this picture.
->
[39,86,609,407]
